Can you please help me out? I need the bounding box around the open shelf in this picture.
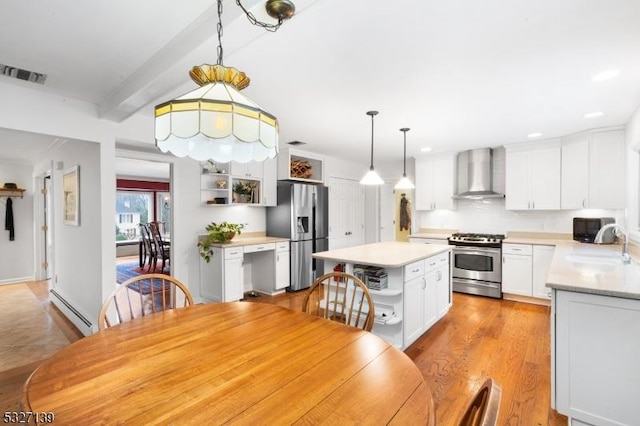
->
[0,188,25,198]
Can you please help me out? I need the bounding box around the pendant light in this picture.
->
[360,111,384,185]
[395,128,415,189]
[154,0,295,163]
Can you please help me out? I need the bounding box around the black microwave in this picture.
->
[573,217,615,244]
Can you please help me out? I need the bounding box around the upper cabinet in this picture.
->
[231,161,263,179]
[415,153,457,211]
[561,128,625,210]
[588,129,625,209]
[200,158,277,206]
[505,140,561,210]
[277,148,324,183]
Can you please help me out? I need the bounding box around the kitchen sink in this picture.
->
[565,250,629,265]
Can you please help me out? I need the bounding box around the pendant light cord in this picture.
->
[236,0,284,32]
[366,111,379,170]
[216,0,224,65]
[401,128,410,177]
[370,113,375,170]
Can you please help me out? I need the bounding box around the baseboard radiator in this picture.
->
[50,289,94,336]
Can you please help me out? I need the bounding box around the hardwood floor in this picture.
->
[1,282,567,425]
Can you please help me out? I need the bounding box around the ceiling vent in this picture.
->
[287,140,306,146]
[0,63,47,84]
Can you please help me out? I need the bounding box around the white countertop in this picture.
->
[409,232,452,240]
[313,241,451,268]
[546,242,640,300]
[200,235,289,248]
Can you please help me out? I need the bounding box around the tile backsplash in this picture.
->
[416,198,623,235]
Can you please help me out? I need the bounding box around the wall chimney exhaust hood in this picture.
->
[453,148,505,199]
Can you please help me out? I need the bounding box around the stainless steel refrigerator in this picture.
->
[266,182,329,291]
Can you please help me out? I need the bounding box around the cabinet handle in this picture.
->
[422,277,426,289]
[277,255,279,261]
[582,199,586,208]
[532,201,535,209]
[527,201,530,209]
[412,268,420,273]
[437,270,442,281]
[503,256,505,264]
[257,246,264,250]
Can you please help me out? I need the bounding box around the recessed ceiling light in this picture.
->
[584,111,604,118]
[591,69,619,82]
[528,133,542,138]
[420,147,432,153]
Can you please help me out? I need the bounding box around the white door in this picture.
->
[275,250,290,290]
[561,135,589,209]
[328,178,365,249]
[505,150,530,210]
[379,183,395,242]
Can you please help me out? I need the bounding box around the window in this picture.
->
[116,191,152,243]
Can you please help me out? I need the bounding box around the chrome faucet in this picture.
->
[595,223,631,263]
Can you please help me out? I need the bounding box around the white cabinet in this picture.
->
[505,140,561,210]
[274,242,290,290]
[231,161,263,179]
[403,272,425,346]
[200,240,290,301]
[200,159,278,206]
[415,154,457,211]
[262,157,277,206]
[553,290,640,424]
[502,243,553,301]
[561,128,626,209]
[561,133,589,209]
[403,251,451,347]
[277,148,324,183]
[200,246,244,302]
[502,244,533,296]
[589,129,625,209]
[532,245,554,299]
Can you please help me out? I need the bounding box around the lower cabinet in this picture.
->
[274,242,290,290]
[502,243,553,301]
[200,246,244,303]
[403,251,451,348]
[553,290,640,424]
[200,240,290,302]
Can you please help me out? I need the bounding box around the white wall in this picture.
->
[0,162,35,283]
[417,198,623,234]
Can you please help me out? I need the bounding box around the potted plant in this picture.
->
[233,181,254,203]
[198,222,243,262]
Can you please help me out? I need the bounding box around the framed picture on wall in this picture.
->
[63,165,80,226]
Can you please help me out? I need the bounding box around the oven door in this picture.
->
[451,246,501,283]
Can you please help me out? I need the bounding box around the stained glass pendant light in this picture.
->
[395,128,415,189]
[154,0,295,163]
[360,111,384,185]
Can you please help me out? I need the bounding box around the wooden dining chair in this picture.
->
[302,271,375,331]
[138,223,157,271]
[98,274,193,330]
[148,221,170,272]
[457,378,502,426]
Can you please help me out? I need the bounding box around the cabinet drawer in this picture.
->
[404,260,425,282]
[425,251,449,273]
[276,241,289,252]
[503,243,532,255]
[224,247,244,259]
[244,243,275,253]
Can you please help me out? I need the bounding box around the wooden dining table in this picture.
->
[21,302,435,425]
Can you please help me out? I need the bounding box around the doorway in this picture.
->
[114,157,172,283]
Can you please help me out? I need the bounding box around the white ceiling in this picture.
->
[1,0,639,166]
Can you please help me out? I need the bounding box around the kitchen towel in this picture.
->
[5,197,14,241]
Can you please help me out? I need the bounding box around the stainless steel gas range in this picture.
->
[448,233,505,298]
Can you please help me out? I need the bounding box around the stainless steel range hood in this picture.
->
[453,148,505,199]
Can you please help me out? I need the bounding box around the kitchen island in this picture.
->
[313,241,452,349]
[546,243,640,425]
